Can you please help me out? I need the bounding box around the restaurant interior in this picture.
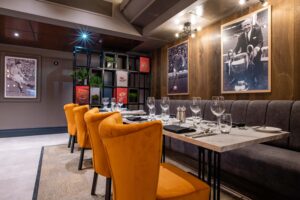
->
[0,0,299,200]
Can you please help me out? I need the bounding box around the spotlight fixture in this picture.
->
[13,32,20,37]
[81,33,88,39]
[259,0,268,6]
[239,0,246,5]
[174,22,197,39]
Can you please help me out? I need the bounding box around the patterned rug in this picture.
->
[33,144,240,200]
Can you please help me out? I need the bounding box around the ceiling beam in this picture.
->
[142,0,205,36]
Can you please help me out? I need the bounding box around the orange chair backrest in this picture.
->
[73,105,90,148]
[84,108,118,177]
[63,103,78,136]
[99,113,163,200]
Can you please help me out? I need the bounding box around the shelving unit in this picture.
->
[72,46,151,109]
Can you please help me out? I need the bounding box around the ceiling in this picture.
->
[0,14,142,52]
[0,0,261,53]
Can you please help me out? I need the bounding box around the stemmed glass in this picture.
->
[190,97,201,127]
[111,97,116,111]
[160,97,170,113]
[210,96,225,133]
[117,97,124,111]
[102,97,109,111]
[147,97,155,119]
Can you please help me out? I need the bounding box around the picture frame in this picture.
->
[167,40,189,95]
[0,53,41,102]
[221,6,271,93]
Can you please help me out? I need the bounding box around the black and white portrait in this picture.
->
[4,56,37,98]
[221,6,271,93]
[167,41,189,95]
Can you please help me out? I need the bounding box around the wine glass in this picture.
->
[111,97,116,111]
[147,97,155,110]
[160,97,170,113]
[210,96,225,133]
[102,97,109,111]
[117,97,124,111]
[190,97,201,127]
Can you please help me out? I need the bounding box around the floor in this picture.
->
[0,133,242,200]
[0,133,68,200]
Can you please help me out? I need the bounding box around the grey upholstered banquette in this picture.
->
[154,99,300,200]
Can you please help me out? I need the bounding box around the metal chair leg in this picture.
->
[70,136,76,153]
[105,178,112,200]
[68,135,72,148]
[91,172,98,195]
[78,148,85,170]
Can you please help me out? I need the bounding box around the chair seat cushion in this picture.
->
[157,163,210,200]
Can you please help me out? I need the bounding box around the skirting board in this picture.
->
[0,126,67,138]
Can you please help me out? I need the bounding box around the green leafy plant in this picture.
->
[90,74,102,87]
[129,92,138,102]
[71,68,89,85]
[105,56,115,63]
[92,95,99,100]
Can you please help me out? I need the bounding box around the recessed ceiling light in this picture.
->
[239,0,246,5]
[81,33,88,39]
[14,32,20,37]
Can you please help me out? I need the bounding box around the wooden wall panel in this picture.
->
[151,0,298,100]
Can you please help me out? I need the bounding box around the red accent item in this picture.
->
[75,86,89,105]
[114,88,128,104]
[139,57,150,73]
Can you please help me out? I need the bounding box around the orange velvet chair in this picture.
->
[84,108,118,199]
[73,105,91,170]
[63,103,78,153]
[99,113,210,200]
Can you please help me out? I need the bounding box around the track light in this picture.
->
[259,0,268,6]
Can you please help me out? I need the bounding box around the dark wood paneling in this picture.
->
[152,0,298,100]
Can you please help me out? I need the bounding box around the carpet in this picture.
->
[33,144,106,200]
[33,144,242,200]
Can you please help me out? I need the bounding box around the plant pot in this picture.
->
[107,62,113,68]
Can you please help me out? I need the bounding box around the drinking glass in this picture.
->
[161,108,170,125]
[147,97,155,110]
[190,97,201,127]
[210,96,225,133]
[111,97,116,111]
[102,97,109,110]
[220,113,232,134]
[149,106,156,120]
[160,97,170,113]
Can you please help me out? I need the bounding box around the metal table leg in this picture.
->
[162,135,166,162]
[213,152,221,200]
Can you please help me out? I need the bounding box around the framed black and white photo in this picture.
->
[167,40,189,95]
[4,56,38,98]
[221,6,271,93]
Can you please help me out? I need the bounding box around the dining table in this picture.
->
[123,115,289,200]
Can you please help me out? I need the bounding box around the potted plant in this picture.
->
[128,91,138,103]
[71,68,89,85]
[105,56,115,68]
[90,74,102,105]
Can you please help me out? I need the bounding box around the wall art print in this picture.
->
[167,40,189,95]
[4,56,37,98]
[221,6,271,93]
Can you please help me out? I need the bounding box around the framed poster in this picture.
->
[167,40,189,95]
[75,86,89,105]
[114,88,128,104]
[221,6,271,93]
[116,70,128,87]
[4,56,38,98]
[139,57,150,73]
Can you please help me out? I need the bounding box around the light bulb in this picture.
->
[239,0,246,5]
[191,33,195,38]
[175,33,179,38]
